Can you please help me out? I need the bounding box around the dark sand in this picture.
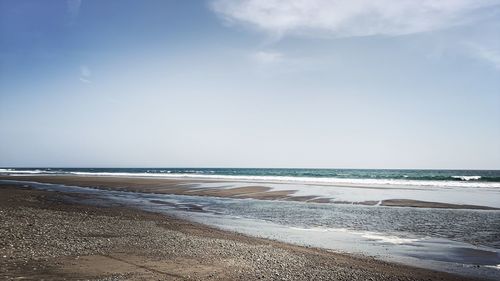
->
[379,199,498,209]
[0,184,481,281]
[1,175,497,210]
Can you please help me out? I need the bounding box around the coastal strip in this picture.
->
[0,175,497,210]
[0,183,481,281]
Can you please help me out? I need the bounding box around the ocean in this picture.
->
[1,167,500,188]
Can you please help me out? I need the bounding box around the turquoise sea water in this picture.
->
[1,168,499,184]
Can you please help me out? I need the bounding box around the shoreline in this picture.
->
[1,175,498,210]
[0,183,481,280]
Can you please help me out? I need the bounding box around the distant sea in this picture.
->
[1,168,499,188]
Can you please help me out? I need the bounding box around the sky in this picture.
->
[0,0,499,169]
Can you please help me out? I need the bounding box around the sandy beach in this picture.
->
[1,175,497,210]
[0,183,481,281]
[3,0,499,279]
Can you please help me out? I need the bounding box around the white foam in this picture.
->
[156,174,500,188]
[289,227,331,232]
[360,233,420,244]
[451,176,482,181]
[289,227,353,233]
[289,227,421,245]
[0,169,58,174]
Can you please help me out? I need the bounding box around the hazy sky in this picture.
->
[1,0,499,169]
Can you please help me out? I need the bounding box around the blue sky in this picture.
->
[0,0,499,169]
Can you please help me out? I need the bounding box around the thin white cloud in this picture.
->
[80,65,92,83]
[67,0,82,25]
[211,0,499,37]
[467,43,500,69]
[79,77,91,83]
[252,51,283,63]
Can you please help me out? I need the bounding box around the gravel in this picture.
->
[0,185,476,281]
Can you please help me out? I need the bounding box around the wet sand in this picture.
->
[0,184,481,280]
[379,199,499,209]
[0,175,497,209]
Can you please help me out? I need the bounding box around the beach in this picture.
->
[3,0,499,279]
[1,171,499,280]
[1,174,498,210]
[0,183,480,281]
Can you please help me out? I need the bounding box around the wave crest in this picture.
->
[452,176,482,181]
